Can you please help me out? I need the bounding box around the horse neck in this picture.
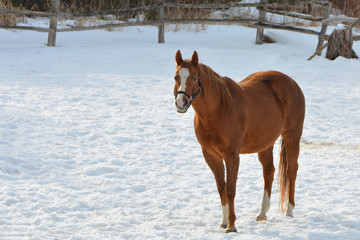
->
[192,64,229,118]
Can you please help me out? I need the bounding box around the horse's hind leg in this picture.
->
[281,128,302,217]
[202,149,228,228]
[256,145,275,221]
[284,138,300,217]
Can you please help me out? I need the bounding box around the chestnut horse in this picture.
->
[173,50,305,233]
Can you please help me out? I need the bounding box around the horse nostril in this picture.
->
[184,98,188,106]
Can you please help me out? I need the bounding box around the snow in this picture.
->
[335,23,346,30]
[1,21,360,239]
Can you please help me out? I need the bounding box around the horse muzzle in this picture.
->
[175,96,190,113]
[176,106,189,113]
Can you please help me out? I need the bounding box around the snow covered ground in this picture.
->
[0,22,359,239]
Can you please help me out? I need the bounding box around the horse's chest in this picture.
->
[195,125,230,153]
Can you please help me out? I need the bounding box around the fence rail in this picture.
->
[0,8,56,17]
[0,0,354,55]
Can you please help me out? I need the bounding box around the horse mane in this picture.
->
[198,63,233,106]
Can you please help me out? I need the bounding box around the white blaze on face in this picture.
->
[176,68,190,108]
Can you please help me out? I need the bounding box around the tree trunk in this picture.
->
[326,28,358,60]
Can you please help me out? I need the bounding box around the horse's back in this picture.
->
[240,70,301,93]
[239,70,305,116]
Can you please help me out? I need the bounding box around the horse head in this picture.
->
[173,50,203,113]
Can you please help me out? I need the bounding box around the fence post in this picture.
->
[315,2,332,55]
[158,0,165,43]
[47,0,60,47]
[256,0,267,44]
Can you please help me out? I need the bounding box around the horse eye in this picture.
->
[193,76,197,81]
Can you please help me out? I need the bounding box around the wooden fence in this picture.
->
[0,0,352,56]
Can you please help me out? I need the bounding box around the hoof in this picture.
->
[256,215,267,221]
[225,227,237,233]
[220,223,227,229]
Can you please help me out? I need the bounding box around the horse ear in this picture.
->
[175,50,183,66]
[191,51,199,66]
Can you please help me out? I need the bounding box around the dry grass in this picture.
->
[166,23,207,33]
[330,0,360,18]
[0,0,26,26]
[4,0,359,18]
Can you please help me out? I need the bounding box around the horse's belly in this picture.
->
[240,118,284,154]
[240,135,280,154]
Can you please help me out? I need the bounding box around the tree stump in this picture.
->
[326,28,358,60]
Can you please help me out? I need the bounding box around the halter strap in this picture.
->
[175,76,204,104]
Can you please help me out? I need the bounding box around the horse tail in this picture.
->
[278,138,288,213]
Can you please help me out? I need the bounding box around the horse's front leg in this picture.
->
[202,149,228,228]
[224,152,240,233]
